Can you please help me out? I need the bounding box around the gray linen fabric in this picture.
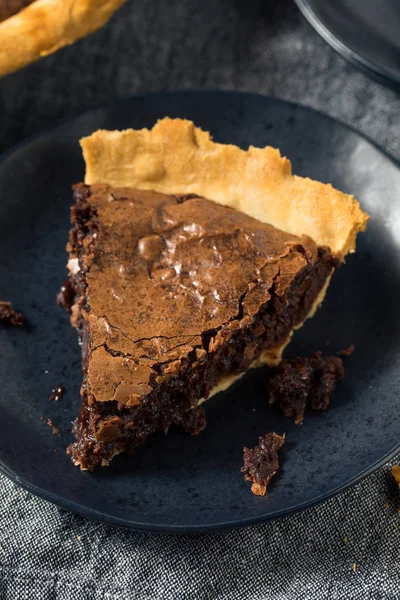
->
[1,0,400,598]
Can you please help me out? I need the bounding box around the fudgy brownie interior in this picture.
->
[65,183,338,470]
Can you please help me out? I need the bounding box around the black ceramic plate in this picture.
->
[295,0,400,89]
[1,91,399,533]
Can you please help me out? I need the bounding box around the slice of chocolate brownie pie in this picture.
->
[64,118,368,470]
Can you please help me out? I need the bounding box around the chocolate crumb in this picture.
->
[47,419,61,435]
[338,345,355,358]
[50,385,65,401]
[242,432,285,496]
[40,416,45,421]
[0,301,24,326]
[269,352,344,424]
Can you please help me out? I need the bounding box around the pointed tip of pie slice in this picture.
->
[80,117,369,260]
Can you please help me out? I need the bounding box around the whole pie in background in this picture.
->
[0,0,127,77]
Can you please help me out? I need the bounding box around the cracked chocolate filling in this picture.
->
[65,183,338,470]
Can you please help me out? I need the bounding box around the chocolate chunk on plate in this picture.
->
[269,352,345,424]
[242,433,285,496]
[0,301,24,326]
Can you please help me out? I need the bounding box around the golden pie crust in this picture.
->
[0,0,126,77]
[81,117,369,261]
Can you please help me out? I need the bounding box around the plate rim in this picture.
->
[1,440,399,534]
[1,89,399,533]
[294,0,400,89]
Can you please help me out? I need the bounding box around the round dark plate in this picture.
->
[295,0,400,89]
[0,91,399,533]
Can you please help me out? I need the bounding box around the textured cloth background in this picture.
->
[1,0,400,598]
